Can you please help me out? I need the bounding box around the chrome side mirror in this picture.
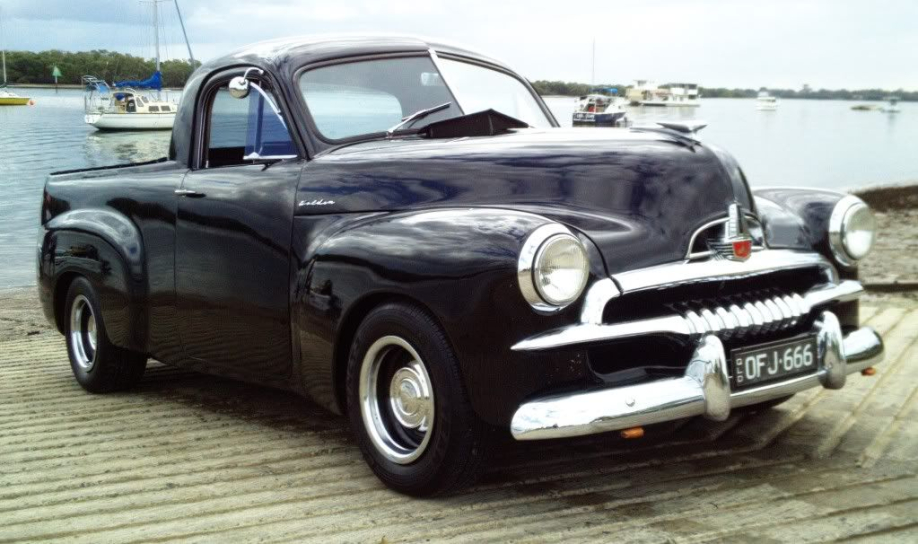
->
[228,68,264,99]
[228,76,250,99]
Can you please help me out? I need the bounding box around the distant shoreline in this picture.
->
[8,83,184,91]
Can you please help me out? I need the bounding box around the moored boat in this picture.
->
[0,88,30,106]
[82,0,192,131]
[880,97,901,113]
[756,90,778,111]
[572,87,628,127]
[626,80,701,107]
[0,7,31,106]
[83,75,177,131]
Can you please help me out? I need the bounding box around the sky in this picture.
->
[2,0,916,90]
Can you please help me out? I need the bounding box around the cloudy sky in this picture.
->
[2,0,916,90]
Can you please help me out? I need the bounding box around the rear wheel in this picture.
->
[64,278,147,393]
[346,302,490,496]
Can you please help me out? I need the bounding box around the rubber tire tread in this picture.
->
[346,302,491,496]
[64,277,147,393]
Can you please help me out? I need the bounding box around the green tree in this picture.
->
[4,50,200,87]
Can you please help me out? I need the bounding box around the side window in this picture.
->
[204,81,297,168]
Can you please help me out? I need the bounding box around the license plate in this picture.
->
[731,335,818,389]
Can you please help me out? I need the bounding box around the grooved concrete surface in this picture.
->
[1,289,917,543]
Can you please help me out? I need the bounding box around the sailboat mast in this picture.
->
[591,38,595,88]
[1,6,7,85]
[174,0,195,67]
[153,0,160,73]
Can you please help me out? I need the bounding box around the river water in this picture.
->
[1,87,916,288]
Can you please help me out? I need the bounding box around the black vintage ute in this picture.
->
[39,36,884,496]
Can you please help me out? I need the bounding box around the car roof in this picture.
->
[205,34,510,73]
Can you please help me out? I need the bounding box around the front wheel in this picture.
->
[64,277,147,393]
[346,302,490,496]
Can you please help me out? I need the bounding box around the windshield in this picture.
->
[435,59,553,129]
[298,55,552,141]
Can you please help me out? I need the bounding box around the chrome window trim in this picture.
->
[427,49,466,116]
[828,194,871,268]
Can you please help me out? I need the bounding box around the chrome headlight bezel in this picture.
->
[518,224,590,313]
[828,195,876,267]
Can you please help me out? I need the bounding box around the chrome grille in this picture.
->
[675,290,812,340]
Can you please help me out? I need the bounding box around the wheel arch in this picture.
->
[40,218,149,354]
[331,292,441,415]
[290,207,586,425]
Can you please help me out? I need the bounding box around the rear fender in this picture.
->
[41,209,147,352]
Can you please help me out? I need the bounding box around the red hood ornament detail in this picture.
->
[709,203,754,262]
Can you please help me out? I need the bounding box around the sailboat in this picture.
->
[0,6,31,106]
[83,0,194,130]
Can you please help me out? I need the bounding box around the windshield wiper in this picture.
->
[387,102,452,136]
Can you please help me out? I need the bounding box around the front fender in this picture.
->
[291,208,604,424]
[754,188,846,259]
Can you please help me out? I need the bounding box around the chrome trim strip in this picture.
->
[513,316,692,352]
[511,312,883,440]
[614,249,836,295]
[579,250,836,327]
[580,278,621,325]
[513,280,864,352]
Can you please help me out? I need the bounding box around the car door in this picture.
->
[174,69,303,378]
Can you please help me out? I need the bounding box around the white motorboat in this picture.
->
[626,80,701,107]
[756,90,778,111]
[572,87,628,127]
[83,0,193,131]
[666,83,701,107]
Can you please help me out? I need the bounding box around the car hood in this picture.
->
[298,128,754,273]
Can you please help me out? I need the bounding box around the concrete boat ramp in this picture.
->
[1,289,916,543]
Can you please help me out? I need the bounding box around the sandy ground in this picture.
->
[856,185,918,297]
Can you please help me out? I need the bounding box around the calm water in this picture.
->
[1,87,916,288]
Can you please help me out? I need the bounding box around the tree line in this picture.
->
[531,80,917,102]
[2,50,201,88]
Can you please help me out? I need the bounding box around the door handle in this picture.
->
[175,189,206,198]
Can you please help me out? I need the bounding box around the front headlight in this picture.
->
[829,195,876,267]
[518,224,589,312]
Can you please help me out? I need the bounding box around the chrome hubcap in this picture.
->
[69,295,97,372]
[360,336,434,464]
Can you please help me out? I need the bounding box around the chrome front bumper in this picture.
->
[510,311,884,441]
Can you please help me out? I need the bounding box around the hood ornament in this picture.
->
[709,203,753,261]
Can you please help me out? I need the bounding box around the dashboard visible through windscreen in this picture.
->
[298,54,553,142]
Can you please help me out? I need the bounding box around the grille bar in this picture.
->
[512,280,864,353]
[680,291,810,340]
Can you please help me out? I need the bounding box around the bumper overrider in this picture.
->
[510,250,885,441]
